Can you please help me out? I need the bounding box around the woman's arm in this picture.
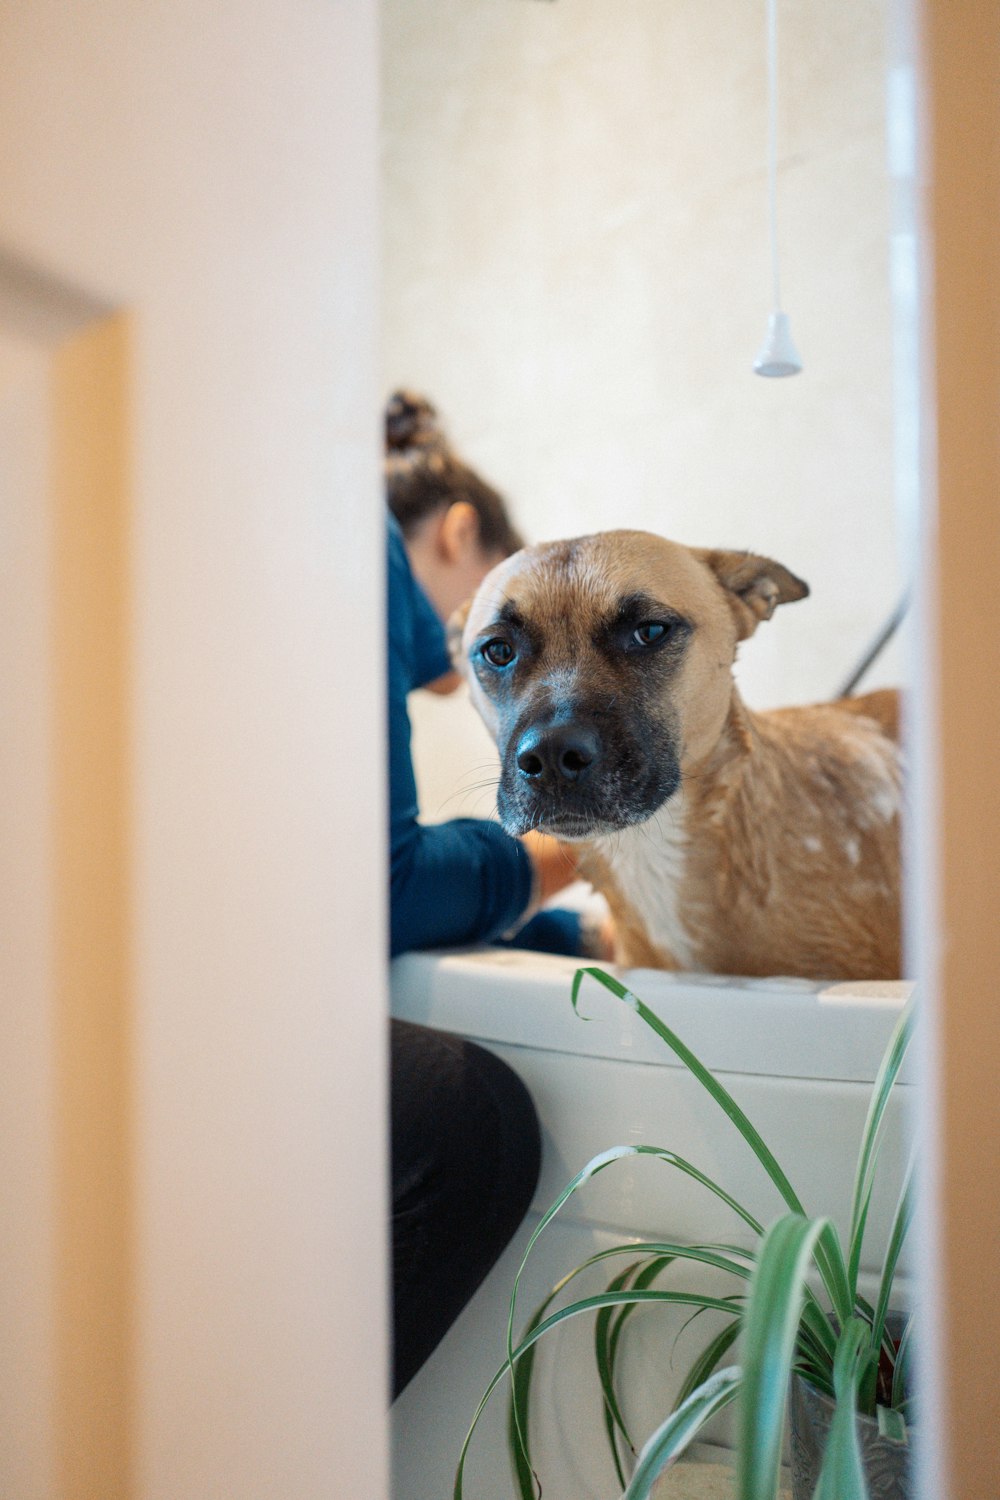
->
[389,670,535,955]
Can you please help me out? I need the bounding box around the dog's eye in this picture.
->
[481,638,516,668]
[632,621,671,647]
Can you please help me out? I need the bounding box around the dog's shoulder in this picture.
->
[762,687,900,746]
[827,687,900,743]
[750,690,902,823]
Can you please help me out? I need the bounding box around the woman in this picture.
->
[386,390,585,956]
[385,391,587,1397]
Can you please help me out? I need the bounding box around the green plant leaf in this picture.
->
[502,1139,772,1466]
[505,1246,656,1491]
[891,1311,915,1410]
[572,969,805,1212]
[846,997,916,1300]
[461,972,918,1500]
[596,1260,650,1486]
[509,1242,650,1488]
[503,1145,670,1481]
[871,1152,915,1373]
[736,1213,830,1500]
[509,1248,686,1495]
[522,1288,749,1354]
[855,1153,915,1417]
[797,1297,840,1370]
[791,1355,835,1402]
[812,1224,854,1333]
[877,1405,908,1445]
[507,1277,568,1500]
[508,1142,765,1336]
[456,1287,746,1500]
[508,1237,756,1494]
[674,1315,741,1408]
[810,1316,870,1500]
[572,968,853,1325]
[619,1366,742,1499]
[597,1251,740,1477]
[579,1239,756,1285]
[670,1290,744,1364]
[597,1246,746,1477]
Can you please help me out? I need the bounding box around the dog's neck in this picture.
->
[581,689,754,970]
[584,791,696,970]
[581,687,901,977]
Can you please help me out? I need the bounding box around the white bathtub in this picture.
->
[390,947,914,1500]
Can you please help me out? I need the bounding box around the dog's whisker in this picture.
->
[453,776,500,795]
[453,762,502,782]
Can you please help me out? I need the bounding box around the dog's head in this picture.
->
[453,529,808,839]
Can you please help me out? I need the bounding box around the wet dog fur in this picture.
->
[453,530,901,981]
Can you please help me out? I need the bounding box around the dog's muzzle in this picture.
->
[515,722,601,787]
[495,707,680,840]
[495,716,608,837]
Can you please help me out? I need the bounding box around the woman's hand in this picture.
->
[587,915,617,962]
[423,669,463,696]
[520,829,580,907]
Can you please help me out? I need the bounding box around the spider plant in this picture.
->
[454,967,915,1500]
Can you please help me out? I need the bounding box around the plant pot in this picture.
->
[789,1373,910,1500]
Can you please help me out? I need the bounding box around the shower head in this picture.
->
[753,310,803,378]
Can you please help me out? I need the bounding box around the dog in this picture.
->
[452,530,902,981]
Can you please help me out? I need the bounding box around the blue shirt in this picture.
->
[387,517,583,959]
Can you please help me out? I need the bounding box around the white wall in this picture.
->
[0,5,386,1498]
[381,0,903,824]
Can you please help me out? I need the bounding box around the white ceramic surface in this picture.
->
[390,949,912,1500]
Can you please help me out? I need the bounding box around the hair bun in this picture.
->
[385,390,446,454]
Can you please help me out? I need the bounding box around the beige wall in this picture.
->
[916,2,1000,1496]
[0,331,58,1497]
[0,5,386,1498]
[50,314,135,1500]
[382,0,903,823]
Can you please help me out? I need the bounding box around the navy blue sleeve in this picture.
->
[387,522,536,956]
[496,907,587,957]
[388,515,452,690]
[388,675,535,956]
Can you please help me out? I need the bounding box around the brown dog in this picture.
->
[454,530,902,981]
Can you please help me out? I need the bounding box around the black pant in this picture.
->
[390,1018,542,1399]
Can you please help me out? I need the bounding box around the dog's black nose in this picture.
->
[516,724,601,784]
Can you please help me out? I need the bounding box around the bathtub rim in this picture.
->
[390,947,915,1085]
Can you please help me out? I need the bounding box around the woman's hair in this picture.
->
[384,390,525,558]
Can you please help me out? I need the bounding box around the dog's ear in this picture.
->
[695,548,810,640]
[446,597,473,674]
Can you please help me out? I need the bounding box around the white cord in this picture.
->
[754,0,802,374]
[766,0,782,313]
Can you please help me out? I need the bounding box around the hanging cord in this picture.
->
[766,0,782,313]
[835,594,910,699]
[754,0,800,375]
